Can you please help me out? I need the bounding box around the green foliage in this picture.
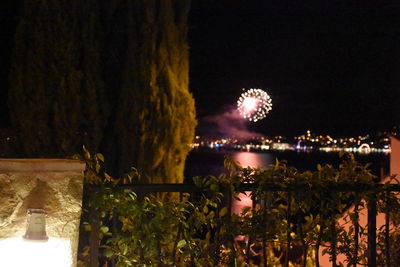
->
[78,153,400,266]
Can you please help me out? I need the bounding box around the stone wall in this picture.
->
[0,159,85,267]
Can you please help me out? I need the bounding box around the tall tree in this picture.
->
[9,0,107,156]
[9,0,196,183]
[102,1,196,182]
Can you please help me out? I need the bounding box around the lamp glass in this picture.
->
[23,208,48,241]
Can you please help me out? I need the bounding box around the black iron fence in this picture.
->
[80,182,400,267]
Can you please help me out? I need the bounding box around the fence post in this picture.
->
[110,208,118,267]
[353,203,359,267]
[284,191,292,267]
[245,193,257,262]
[385,190,391,267]
[331,219,337,267]
[262,197,268,267]
[89,205,100,267]
[367,191,377,267]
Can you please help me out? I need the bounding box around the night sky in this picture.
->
[0,1,19,127]
[189,1,400,137]
[0,1,399,137]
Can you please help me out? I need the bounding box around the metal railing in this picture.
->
[82,182,400,267]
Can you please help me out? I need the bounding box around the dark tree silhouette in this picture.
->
[9,0,196,183]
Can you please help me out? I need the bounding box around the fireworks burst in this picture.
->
[237,88,272,122]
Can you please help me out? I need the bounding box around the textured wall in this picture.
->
[390,136,400,177]
[0,159,85,267]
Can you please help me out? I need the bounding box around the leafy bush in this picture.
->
[77,150,400,267]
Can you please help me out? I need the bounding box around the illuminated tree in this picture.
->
[9,0,196,183]
[102,1,196,182]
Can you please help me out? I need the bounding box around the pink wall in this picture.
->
[390,136,400,179]
[320,137,400,266]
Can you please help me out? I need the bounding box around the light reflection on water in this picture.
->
[232,151,273,169]
[231,152,273,215]
[185,149,389,179]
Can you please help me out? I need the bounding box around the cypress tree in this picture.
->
[9,0,196,183]
[78,0,109,152]
[9,0,109,156]
[9,0,79,156]
[103,1,196,182]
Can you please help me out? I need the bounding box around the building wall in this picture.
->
[0,159,85,267]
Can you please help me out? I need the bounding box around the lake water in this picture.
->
[184,149,389,179]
